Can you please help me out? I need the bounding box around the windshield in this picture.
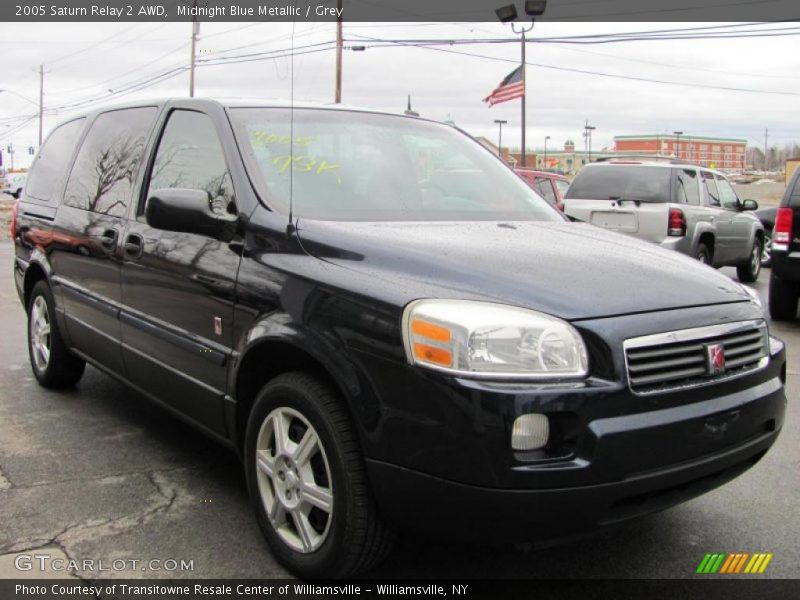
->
[566,165,672,203]
[230,108,561,222]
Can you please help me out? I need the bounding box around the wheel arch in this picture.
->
[22,258,51,309]
[695,227,715,260]
[229,317,371,458]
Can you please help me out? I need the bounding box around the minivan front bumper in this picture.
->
[364,340,785,543]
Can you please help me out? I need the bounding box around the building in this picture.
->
[534,139,619,174]
[614,135,747,170]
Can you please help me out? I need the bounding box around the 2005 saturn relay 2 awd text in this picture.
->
[11,99,786,578]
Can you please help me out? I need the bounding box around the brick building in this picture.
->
[614,135,747,170]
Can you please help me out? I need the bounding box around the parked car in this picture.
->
[767,168,800,319]
[1,171,27,198]
[12,100,785,578]
[755,206,776,267]
[515,168,570,210]
[563,161,765,282]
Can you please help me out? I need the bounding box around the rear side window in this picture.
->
[25,118,85,202]
[565,166,672,203]
[702,172,720,207]
[63,107,157,217]
[674,169,700,205]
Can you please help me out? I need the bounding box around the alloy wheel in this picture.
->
[30,296,52,372]
[762,235,772,264]
[255,407,334,554]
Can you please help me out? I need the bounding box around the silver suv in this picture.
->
[564,161,765,282]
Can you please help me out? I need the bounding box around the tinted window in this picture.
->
[554,179,570,198]
[715,175,739,210]
[231,108,558,222]
[675,169,700,205]
[63,107,156,217]
[146,110,234,216]
[702,171,720,207]
[534,178,556,204]
[25,118,85,202]
[565,166,672,203]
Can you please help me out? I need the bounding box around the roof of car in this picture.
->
[584,160,723,174]
[66,97,430,122]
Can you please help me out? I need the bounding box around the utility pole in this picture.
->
[335,0,343,103]
[38,64,44,147]
[189,3,199,98]
[764,128,768,172]
[584,121,596,163]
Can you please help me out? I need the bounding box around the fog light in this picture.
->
[512,414,549,451]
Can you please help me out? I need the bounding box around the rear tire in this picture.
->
[27,280,86,388]
[737,239,762,283]
[244,372,394,578]
[695,243,712,265]
[768,272,799,320]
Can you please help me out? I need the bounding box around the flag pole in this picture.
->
[520,29,526,167]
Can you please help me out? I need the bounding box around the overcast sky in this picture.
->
[2,20,799,168]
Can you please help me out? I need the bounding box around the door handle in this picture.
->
[124,233,144,258]
[99,229,118,250]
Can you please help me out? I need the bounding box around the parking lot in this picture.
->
[0,238,797,580]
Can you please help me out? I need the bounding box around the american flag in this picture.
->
[483,65,525,107]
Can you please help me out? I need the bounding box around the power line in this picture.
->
[347,34,800,97]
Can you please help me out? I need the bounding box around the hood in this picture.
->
[296,220,751,320]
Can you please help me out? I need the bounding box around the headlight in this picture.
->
[402,299,589,380]
[741,284,763,310]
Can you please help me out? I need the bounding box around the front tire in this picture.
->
[27,280,86,388]
[768,272,799,320]
[244,372,394,578]
[737,239,762,283]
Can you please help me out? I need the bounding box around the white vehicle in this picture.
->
[563,161,765,282]
[1,171,27,198]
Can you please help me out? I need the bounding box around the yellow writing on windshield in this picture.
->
[271,155,342,185]
[252,131,315,147]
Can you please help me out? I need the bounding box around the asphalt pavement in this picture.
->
[0,242,798,580]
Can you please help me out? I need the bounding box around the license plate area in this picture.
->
[590,211,638,232]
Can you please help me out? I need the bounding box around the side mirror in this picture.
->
[741,198,759,211]
[145,188,237,241]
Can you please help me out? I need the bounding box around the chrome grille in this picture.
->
[624,320,769,395]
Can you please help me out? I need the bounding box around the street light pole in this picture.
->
[494,119,507,158]
[511,23,534,167]
[496,3,548,168]
[673,131,683,160]
[544,135,550,168]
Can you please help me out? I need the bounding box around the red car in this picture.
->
[515,169,570,211]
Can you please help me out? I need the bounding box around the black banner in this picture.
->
[2,579,800,600]
[3,0,800,22]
